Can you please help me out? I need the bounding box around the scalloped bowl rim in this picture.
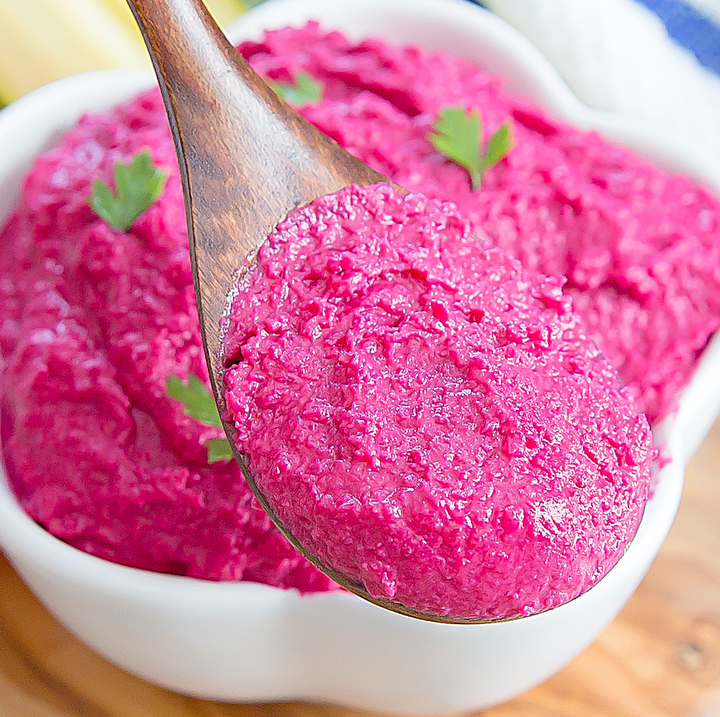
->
[1,0,720,712]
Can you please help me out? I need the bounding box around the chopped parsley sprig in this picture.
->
[166,374,234,464]
[429,107,511,190]
[89,150,167,231]
[270,71,323,106]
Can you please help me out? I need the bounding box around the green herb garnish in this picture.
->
[166,375,233,464]
[89,150,167,231]
[429,107,511,190]
[271,71,323,106]
[207,438,235,463]
[166,375,222,426]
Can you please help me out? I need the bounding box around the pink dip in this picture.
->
[223,183,654,619]
[1,24,719,606]
[242,24,720,424]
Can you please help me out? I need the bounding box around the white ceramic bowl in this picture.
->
[2,0,720,712]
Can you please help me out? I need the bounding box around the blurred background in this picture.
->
[0,0,258,106]
[3,0,720,162]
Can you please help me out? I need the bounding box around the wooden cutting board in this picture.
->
[2,420,720,717]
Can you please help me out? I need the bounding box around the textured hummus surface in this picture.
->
[223,183,654,619]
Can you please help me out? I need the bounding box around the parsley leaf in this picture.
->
[89,150,167,231]
[166,374,234,464]
[429,107,511,190]
[166,375,222,427]
[483,122,511,172]
[271,71,323,106]
[430,107,482,189]
[207,439,235,464]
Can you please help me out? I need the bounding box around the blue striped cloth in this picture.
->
[633,0,720,75]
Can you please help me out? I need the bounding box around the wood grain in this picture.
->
[126,0,385,382]
[1,418,720,717]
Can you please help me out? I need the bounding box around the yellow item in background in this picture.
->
[0,0,247,105]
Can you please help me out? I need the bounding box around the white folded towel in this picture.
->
[482,0,720,163]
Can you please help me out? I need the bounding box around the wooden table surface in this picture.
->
[1,421,720,717]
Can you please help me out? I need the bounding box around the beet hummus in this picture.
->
[241,23,720,424]
[1,23,719,602]
[222,183,653,619]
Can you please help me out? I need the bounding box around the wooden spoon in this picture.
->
[125,0,483,622]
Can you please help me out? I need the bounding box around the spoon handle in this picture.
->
[126,0,384,383]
